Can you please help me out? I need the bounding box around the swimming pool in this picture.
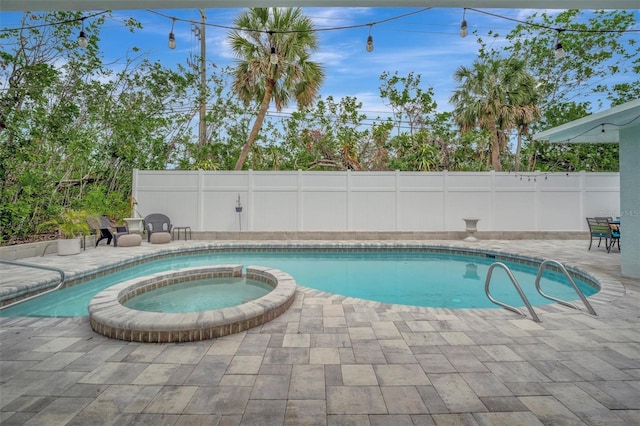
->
[123,276,273,312]
[0,248,599,317]
[87,265,297,343]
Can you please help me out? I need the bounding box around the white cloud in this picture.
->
[305,7,374,28]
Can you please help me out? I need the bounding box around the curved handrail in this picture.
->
[534,259,597,316]
[484,262,541,323]
[0,259,65,310]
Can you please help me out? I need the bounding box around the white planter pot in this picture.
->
[57,238,81,256]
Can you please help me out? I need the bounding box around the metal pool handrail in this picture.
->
[534,259,597,316]
[0,259,65,310]
[484,262,541,323]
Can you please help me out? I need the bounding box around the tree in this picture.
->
[378,71,444,171]
[501,9,637,170]
[450,56,539,171]
[378,71,437,137]
[504,9,639,113]
[279,95,369,170]
[229,7,325,170]
[0,12,201,242]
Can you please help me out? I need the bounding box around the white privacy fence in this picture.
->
[132,170,620,232]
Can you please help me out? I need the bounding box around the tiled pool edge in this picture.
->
[2,241,626,317]
[88,265,297,343]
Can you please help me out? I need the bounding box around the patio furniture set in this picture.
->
[88,213,186,248]
[586,216,621,253]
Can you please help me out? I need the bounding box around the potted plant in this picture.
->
[38,209,91,255]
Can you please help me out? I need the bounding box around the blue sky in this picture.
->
[2,7,638,120]
[114,7,542,114]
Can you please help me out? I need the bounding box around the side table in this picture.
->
[172,226,192,241]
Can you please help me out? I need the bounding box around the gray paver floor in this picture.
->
[1,239,639,425]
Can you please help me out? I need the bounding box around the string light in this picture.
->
[366,25,374,52]
[466,8,638,34]
[512,172,551,181]
[460,9,468,38]
[78,17,88,48]
[270,46,278,65]
[168,17,176,49]
[554,29,565,59]
[4,8,639,40]
[168,8,428,35]
[554,41,564,59]
[561,114,640,142]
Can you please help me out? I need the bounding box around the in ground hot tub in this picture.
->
[88,264,296,343]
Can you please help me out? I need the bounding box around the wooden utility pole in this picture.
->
[198,9,207,145]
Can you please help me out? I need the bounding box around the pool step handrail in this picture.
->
[534,259,597,316]
[0,259,65,310]
[484,262,541,323]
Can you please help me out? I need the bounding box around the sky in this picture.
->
[2,7,639,122]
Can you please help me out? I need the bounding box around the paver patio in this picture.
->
[1,239,639,425]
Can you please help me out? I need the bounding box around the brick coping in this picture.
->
[88,265,296,343]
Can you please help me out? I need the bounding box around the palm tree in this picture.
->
[450,56,539,171]
[229,8,325,170]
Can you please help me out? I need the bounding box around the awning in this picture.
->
[534,99,640,144]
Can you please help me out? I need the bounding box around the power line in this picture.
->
[145,8,432,35]
[3,8,639,35]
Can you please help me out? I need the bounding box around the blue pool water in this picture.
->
[123,277,272,313]
[0,250,598,317]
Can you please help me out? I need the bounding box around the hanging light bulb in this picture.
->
[78,31,88,48]
[270,46,278,65]
[78,17,88,48]
[366,35,374,52]
[460,9,468,38]
[554,29,565,59]
[168,18,176,49]
[365,25,374,52]
[554,41,565,59]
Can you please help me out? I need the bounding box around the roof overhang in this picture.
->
[2,0,640,11]
[534,99,640,144]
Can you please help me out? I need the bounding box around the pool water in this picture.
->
[0,251,598,317]
[123,277,273,313]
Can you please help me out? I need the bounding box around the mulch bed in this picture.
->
[0,233,58,247]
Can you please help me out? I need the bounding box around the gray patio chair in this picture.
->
[144,213,172,242]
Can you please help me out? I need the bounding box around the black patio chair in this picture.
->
[88,216,129,247]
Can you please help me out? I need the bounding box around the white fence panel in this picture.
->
[132,170,620,233]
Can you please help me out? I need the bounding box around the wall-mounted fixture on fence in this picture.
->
[235,194,243,231]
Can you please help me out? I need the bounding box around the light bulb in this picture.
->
[168,32,176,49]
[78,31,88,48]
[270,47,278,65]
[460,19,468,38]
[554,42,565,59]
[366,35,374,52]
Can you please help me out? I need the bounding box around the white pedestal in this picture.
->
[463,218,480,241]
[124,218,144,235]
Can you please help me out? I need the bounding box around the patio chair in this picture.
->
[144,213,173,242]
[608,218,621,252]
[86,216,114,247]
[87,215,130,247]
[586,217,612,251]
